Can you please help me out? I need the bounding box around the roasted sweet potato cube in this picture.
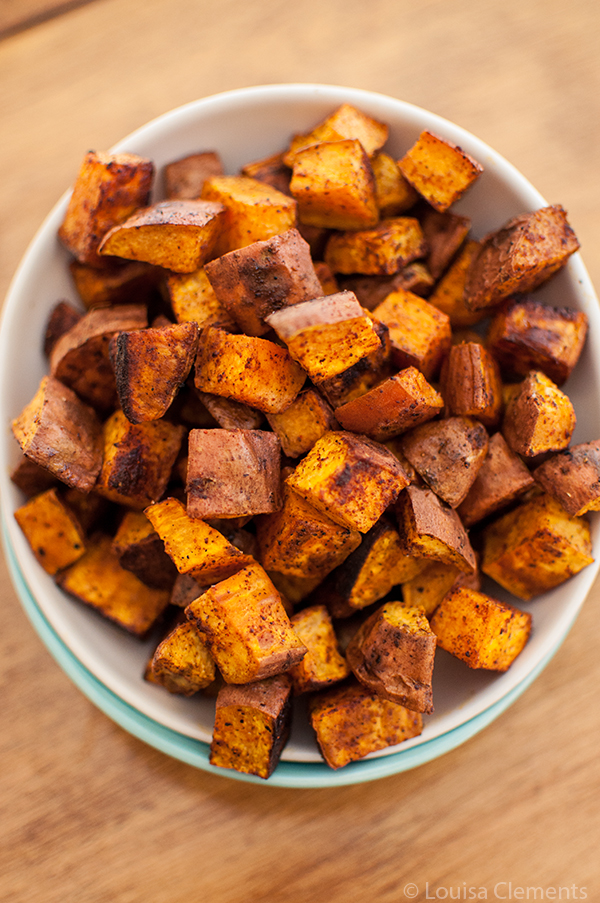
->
[502,370,576,457]
[201,175,297,255]
[210,674,293,778]
[96,410,184,509]
[402,560,480,618]
[185,563,307,683]
[58,151,154,267]
[420,207,471,280]
[371,152,420,216]
[186,428,281,519]
[427,239,485,327]
[288,605,350,694]
[486,296,588,386]
[346,601,437,712]
[109,321,199,423]
[430,586,532,671]
[441,341,503,428]
[334,366,444,442]
[194,326,306,414]
[464,205,580,311]
[316,318,393,408]
[372,288,452,381]
[164,151,224,200]
[314,517,426,618]
[11,375,103,492]
[150,620,216,695]
[341,266,435,311]
[286,430,410,533]
[289,139,379,231]
[266,388,338,458]
[283,103,389,167]
[195,392,263,431]
[111,509,178,589]
[56,533,170,636]
[241,152,292,195]
[324,217,427,276]
[204,228,322,336]
[400,416,489,508]
[14,487,86,575]
[457,432,535,527]
[533,440,600,516]
[398,131,483,212]
[43,301,83,357]
[265,291,381,384]
[481,494,594,601]
[10,455,58,498]
[70,260,159,312]
[145,497,254,584]
[164,267,237,330]
[397,484,477,573]
[256,484,361,580]
[98,199,225,273]
[309,679,423,769]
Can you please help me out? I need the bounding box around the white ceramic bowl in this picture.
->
[1,84,599,786]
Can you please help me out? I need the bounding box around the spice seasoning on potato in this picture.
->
[502,370,576,458]
[532,440,600,517]
[398,131,483,212]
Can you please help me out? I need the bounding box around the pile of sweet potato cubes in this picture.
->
[11,102,598,777]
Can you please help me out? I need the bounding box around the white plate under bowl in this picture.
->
[1,84,599,783]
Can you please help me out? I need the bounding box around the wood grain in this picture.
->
[1,2,600,901]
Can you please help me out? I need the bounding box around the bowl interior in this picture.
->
[1,84,599,768]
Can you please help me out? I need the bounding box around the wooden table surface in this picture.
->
[2,2,600,901]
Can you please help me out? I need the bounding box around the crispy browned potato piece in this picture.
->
[289,139,379,231]
[346,601,437,713]
[12,375,103,492]
[314,517,425,618]
[309,678,423,769]
[288,605,351,694]
[98,200,225,273]
[186,428,281,519]
[150,620,216,695]
[145,497,254,584]
[164,151,224,200]
[401,560,480,618]
[533,440,600,516]
[109,321,199,423]
[398,131,483,212]
[324,217,427,276]
[419,208,471,280]
[58,151,154,267]
[315,318,393,408]
[255,484,361,581]
[400,416,489,508]
[430,586,532,671]
[502,370,576,457]
[201,175,297,255]
[372,288,452,381]
[486,296,588,386]
[428,239,485,327]
[283,103,389,167]
[204,228,322,336]
[457,432,535,527]
[241,152,292,195]
[266,388,338,458]
[164,267,238,331]
[464,205,580,311]
[56,533,170,636]
[111,509,178,589]
[210,674,293,779]
[397,484,477,573]
[265,291,382,383]
[96,410,185,509]
[195,392,264,431]
[334,366,444,442]
[481,494,594,601]
[70,260,160,312]
[371,152,420,216]
[10,455,58,498]
[194,326,306,414]
[286,430,410,533]
[14,487,86,575]
[441,341,503,428]
[43,301,83,357]
[185,563,307,683]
